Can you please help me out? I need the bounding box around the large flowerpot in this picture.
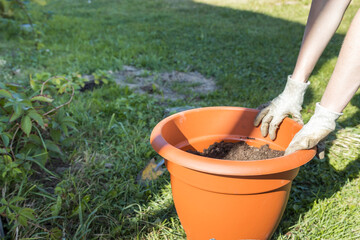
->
[150,107,315,240]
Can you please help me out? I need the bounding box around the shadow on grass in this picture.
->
[276,155,359,237]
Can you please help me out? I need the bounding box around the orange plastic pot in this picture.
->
[150,107,315,240]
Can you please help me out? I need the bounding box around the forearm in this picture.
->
[286,9,360,155]
[291,0,352,83]
[321,9,360,113]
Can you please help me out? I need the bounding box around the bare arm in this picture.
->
[254,0,355,141]
[320,9,360,113]
[286,8,360,155]
[291,0,352,83]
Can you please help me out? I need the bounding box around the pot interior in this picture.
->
[151,107,316,175]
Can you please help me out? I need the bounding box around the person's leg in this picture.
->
[291,0,351,83]
[320,9,360,113]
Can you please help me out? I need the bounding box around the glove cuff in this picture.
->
[284,75,310,93]
[277,75,310,106]
[307,102,342,132]
[315,102,343,120]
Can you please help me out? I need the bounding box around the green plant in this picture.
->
[0,78,76,161]
[30,72,87,93]
[1,0,48,53]
[92,69,113,85]
[0,0,46,21]
[0,197,36,227]
[30,71,113,94]
[0,76,77,231]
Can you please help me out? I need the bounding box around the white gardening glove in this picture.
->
[285,103,342,155]
[254,75,310,140]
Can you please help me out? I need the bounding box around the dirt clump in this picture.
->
[188,141,284,161]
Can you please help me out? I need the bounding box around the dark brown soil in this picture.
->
[188,141,284,161]
[80,80,104,92]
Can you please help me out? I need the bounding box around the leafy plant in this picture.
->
[0,78,76,161]
[30,72,87,93]
[0,0,46,20]
[0,74,76,232]
[1,0,48,52]
[30,71,114,94]
[0,76,77,230]
[0,197,36,227]
[93,69,113,85]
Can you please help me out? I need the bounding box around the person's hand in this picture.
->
[285,103,342,155]
[254,76,310,140]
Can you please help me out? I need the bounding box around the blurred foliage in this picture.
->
[0,0,46,20]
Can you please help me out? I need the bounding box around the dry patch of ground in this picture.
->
[111,65,216,101]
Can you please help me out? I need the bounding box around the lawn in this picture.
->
[0,0,359,239]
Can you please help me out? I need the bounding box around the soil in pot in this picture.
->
[188,141,284,161]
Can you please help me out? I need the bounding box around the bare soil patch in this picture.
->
[81,66,216,101]
[112,65,216,100]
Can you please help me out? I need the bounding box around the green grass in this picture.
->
[0,0,359,239]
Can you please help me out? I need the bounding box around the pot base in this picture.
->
[167,159,296,240]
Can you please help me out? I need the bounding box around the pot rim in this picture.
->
[150,106,316,176]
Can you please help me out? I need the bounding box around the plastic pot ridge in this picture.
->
[150,107,316,240]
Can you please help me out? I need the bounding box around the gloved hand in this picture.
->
[254,75,310,140]
[285,103,342,155]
